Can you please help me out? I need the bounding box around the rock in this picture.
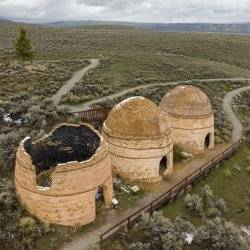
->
[131,185,140,193]
[246,166,250,173]
[182,152,193,161]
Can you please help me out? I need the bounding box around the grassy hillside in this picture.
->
[0,21,250,249]
[0,21,250,73]
[1,21,249,109]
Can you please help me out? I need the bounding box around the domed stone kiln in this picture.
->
[103,97,173,182]
[15,124,113,226]
[160,85,214,154]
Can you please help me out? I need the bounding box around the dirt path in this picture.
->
[67,77,250,112]
[62,83,250,250]
[223,85,250,142]
[52,59,100,106]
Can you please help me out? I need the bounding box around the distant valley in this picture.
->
[44,20,250,34]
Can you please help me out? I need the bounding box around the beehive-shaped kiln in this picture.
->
[15,124,113,226]
[103,97,173,182]
[160,85,214,154]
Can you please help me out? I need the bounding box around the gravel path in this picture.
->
[67,77,250,112]
[62,82,250,250]
[223,85,250,142]
[52,59,100,106]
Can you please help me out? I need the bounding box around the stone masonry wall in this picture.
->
[15,137,113,226]
[166,114,214,154]
[103,134,173,182]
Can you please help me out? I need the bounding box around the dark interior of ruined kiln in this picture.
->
[24,125,101,174]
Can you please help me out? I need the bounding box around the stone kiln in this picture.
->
[160,85,214,154]
[15,124,113,226]
[103,97,174,182]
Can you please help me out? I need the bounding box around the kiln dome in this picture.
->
[103,96,170,139]
[160,85,212,117]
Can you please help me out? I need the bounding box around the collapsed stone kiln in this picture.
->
[160,85,214,154]
[15,124,113,226]
[103,97,173,182]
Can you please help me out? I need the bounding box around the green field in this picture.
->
[162,144,250,225]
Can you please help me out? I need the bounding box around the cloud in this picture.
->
[0,0,249,23]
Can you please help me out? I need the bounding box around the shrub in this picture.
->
[24,105,47,129]
[56,105,70,115]
[36,170,53,187]
[0,131,24,173]
[215,198,227,213]
[201,185,214,207]
[0,179,15,209]
[224,169,232,177]
[184,193,203,215]
[207,207,221,218]
[244,127,250,146]
[193,217,248,249]
[91,244,102,250]
[246,166,250,173]
[50,238,58,249]
[0,108,5,120]
[19,216,38,245]
[24,99,61,130]
[124,212,195,250]
[173,144,186,163]
[43,222,53,234]
[19,216,37,234]
[129,242,150,249]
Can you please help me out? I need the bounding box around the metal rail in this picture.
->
[100,139,241,243]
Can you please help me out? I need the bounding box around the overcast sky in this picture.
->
[0,0,249,23]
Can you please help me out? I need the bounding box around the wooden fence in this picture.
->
[72,107,111,126]
[100,139,241,244]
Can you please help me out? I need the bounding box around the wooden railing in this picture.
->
[100,139,241,243]
[72,107,111,125]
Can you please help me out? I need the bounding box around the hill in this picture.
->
[45,20,250,34]
[140,22,250,34]
[0,20,250,85]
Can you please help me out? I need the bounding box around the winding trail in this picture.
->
[51,59,250,112]
[62,81,250,250]
[52,59,100,107]
[67,78,250,112]
[223,85,250,142]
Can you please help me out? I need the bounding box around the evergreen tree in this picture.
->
[15,28,34,60]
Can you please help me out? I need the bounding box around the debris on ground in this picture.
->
[3,113,23,126]
[113,177,130,193]
[131,185,140,193]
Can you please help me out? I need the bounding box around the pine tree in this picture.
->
[15,28,34,60]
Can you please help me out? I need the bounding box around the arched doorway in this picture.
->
[159,156,167,175]
[205,133,211,149]
[96,187,105,213]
